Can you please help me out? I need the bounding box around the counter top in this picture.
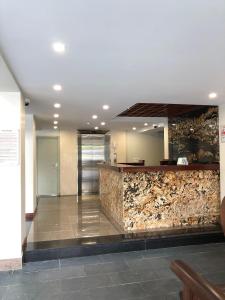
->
[98,163,219,173]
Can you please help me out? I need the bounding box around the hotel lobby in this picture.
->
[1,1,225,299]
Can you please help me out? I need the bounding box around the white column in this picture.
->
[60,129,77,195]
[163,118,169,159]
[219,104,225,201]
[110,130,127,163]
[0,92,25,270]
[25,114,37,214]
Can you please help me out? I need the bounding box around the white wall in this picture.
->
[219,104,225,201]
[25,114,37,214]
[110,130,164,165]
[0,92,25,269]
[0,55,25,270]
[60,130,77,195]
[110,131,127,163]
[163,119,169,159]
[126,131,164,165]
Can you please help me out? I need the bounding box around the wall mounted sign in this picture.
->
[0,129,19,165]
[221,126,225,143]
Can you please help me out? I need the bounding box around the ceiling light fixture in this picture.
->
[102,105,109,110]
[54,103,61,108]
[132,127,136,131]
[86,122,90,125]
[208,92,218,99]
[53,126,58,129]
[144,123,148,126]
[52,42,65,53]
[94,126,99,130]
[54,114,59,118]
[53,121,58,125]
[101,122,106,126]
[92,115,98,119]
[53,84,62,91]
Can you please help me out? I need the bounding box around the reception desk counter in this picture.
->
[99,164,220,231]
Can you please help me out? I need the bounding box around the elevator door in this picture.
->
[78,134,109,195]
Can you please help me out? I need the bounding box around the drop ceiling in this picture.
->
[0,0,224,130]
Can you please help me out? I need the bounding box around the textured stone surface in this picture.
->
[100,168,124,228]
[169,107,219,163]
[100,168,220,231]
[123,170,220,231]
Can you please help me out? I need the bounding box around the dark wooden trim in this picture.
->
[25,206,38,221]
[22,236,27,253]
[77,129,109,134]
[98,163,220,173]
[25,213,35,221]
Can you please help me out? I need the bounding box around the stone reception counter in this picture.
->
[99,164,220,231]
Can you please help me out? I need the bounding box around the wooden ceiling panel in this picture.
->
[118,103,215,118]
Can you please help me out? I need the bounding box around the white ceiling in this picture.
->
[0,0,224,130]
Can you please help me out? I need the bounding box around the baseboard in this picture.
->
[0,258,22,271]
[25,204,38,221]
[22,236,27,253]
[59,194,77,196]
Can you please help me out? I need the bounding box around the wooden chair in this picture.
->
[171,260,225,300]
[170,198,225,299]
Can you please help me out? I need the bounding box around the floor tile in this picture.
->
[84,261,130,275]
[88,282,148,300]
[2,242,225,299]
[27,196,122,243]
[140,278,181,296]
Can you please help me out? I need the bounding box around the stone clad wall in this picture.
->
[169,107,219,163]
[99,168,124,228]
[123,170,220,231]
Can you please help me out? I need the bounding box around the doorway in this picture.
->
[37,137,59,196]
[78,133,110,195]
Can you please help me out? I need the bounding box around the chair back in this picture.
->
[171,260,225,300]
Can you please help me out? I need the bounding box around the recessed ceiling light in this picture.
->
[53,126,58,129]
[144,123,148,126]
[94,126,99,130]
[172,123,176,126]
[208,92,218,99]
[103,105,109,110]
[53,120,58,125]
[53,84,62,91]
[101,122,106,126]
[86,122,90,125]
[92,115,98,119]
[132,127,136,131]
[52,42,65,53]
[54,114,59,118]
[54,103,61,108]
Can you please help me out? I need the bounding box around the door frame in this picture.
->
[37,136,60,197]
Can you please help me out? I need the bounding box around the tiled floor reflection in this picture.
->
[27,195,122,242]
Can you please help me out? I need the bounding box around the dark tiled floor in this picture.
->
[1,243,225,299]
